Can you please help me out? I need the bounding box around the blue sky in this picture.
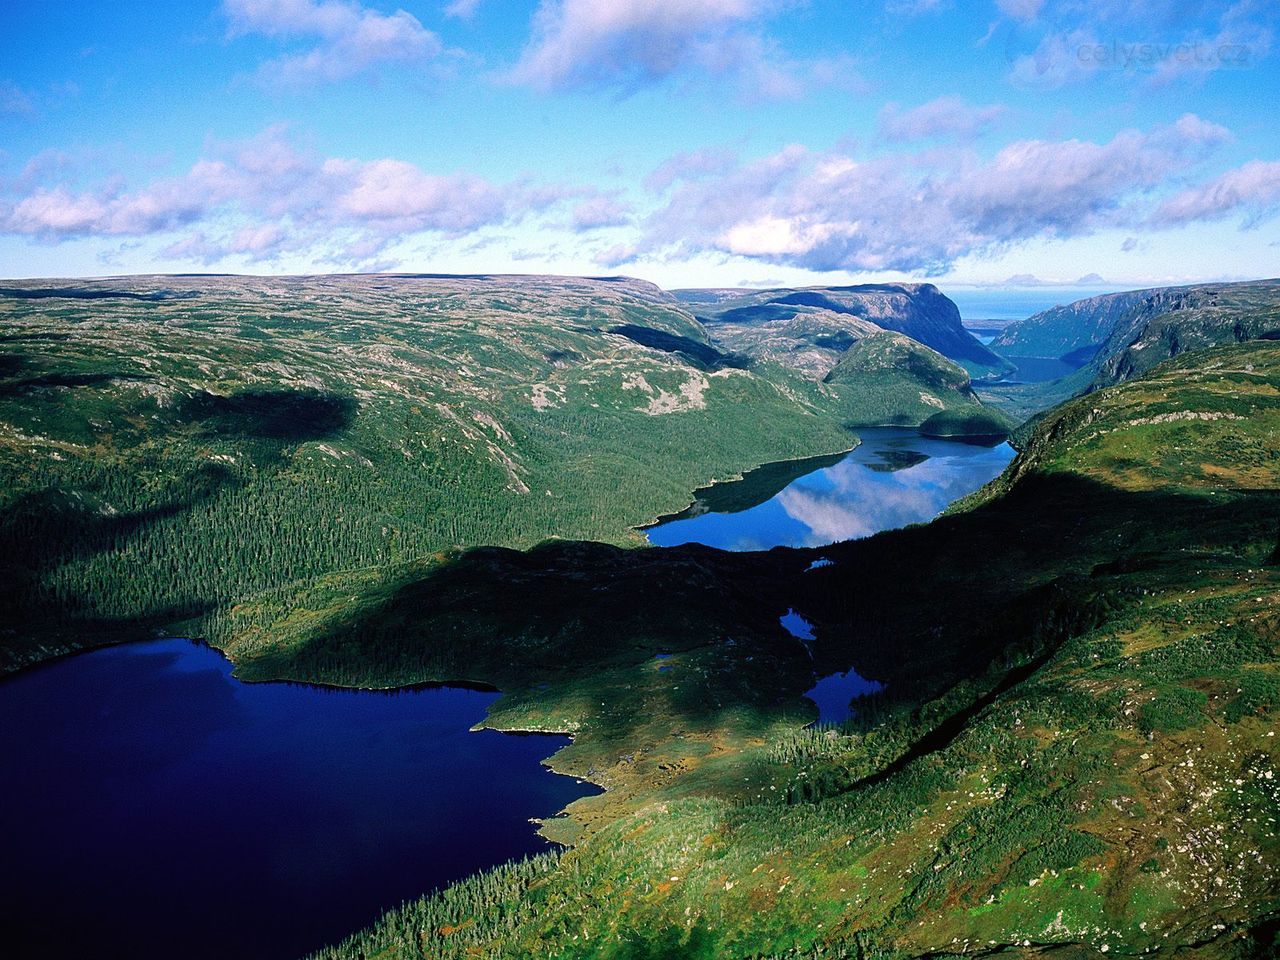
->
[1,0,1277,289]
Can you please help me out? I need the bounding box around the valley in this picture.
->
[0,274,1003,672]
[6,4,1278,956]
[1,276,1277,960]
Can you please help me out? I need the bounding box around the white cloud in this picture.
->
[997,0,1043,23]
[593,242,640,267]
[222,0,442,85]
[570,195,633,230]
[162,225,302,264]
[1148,3,1273,85]
[878,97,1006,142]
[721,215,834,257]
[326,158,507,230]
[0,128,544,266]
[6,177,208,237]
[8,189,111,235]
[885,0,948,15]
[443,0,483,19]
[507,0,789,94]
[0,80,35,114]
[637,116,1235,273]
[1004,1,1274,88]
[1152,159,1280,226]
[1008,27,1103,87]
[644,146,739,192]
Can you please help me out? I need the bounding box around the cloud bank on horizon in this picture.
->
[0,0,1276,287]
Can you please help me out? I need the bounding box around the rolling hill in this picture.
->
[822,330,987,426]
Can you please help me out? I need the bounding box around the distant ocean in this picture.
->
[946,286,1127,322]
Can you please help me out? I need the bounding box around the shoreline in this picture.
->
[636,436,863,534]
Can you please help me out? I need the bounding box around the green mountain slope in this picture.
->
[0,274,867,670]
[918,405,1015,438]
[979,279,1280,421]
[823,330,983,427]
[989,289,1155,359]
[0,274,1010,673]
[225,342,1279,960]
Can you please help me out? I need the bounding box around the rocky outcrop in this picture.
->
[1092,279,1280,386]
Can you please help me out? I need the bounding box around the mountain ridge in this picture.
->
[678,282,1013,380]
[979,278,1280,421]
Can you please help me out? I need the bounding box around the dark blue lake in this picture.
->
[0,639,594,960]
[646,428,1015,551]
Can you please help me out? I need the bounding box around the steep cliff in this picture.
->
[678,283,1012,379]
[990,289,1153,359]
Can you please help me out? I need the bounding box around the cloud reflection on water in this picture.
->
[645,430,1014,550]
[777,451,1006,546]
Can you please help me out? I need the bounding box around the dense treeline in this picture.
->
[0,386,847,650]
[310,852,562,960]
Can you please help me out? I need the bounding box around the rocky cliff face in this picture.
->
[676,283,1011,378]
[1093,280,1280,386]
[990,289,1152,359]
[992,279,1280,371]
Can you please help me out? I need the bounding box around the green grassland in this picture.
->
[203,341,1280,959]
